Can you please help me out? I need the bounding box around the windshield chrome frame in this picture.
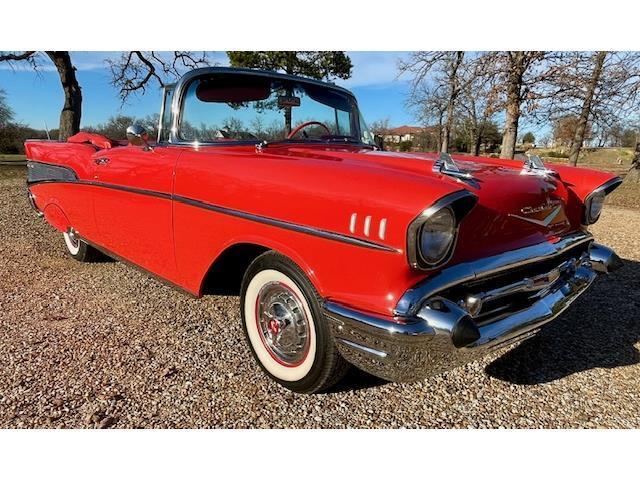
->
[157,83,176,144]
[167,67,370,147]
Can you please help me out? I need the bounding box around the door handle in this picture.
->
[94,157,110,165]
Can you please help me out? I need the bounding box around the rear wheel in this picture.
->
[63,229,101,262]
[240,251,349,393]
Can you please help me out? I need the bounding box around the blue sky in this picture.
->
[0,51,415,130]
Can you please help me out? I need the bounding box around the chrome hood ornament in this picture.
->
[432,152,473,180]
[521,154,557,177]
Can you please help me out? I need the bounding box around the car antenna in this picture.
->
[44,120,51,140]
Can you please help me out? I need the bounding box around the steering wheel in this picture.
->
[287,121,331,139]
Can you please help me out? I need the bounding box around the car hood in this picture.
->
[279,146,580,261]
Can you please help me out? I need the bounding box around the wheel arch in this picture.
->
[198,238,323,298]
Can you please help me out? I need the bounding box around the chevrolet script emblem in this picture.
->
[509,201,563,227]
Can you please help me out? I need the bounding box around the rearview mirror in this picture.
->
[126,124,152,151]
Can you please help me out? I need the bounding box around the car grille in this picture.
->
[439,241,591,325]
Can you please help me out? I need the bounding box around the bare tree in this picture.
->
[484,51,550,159]
[566,52,607,165]
[0,51,81,139]
[457,54,502,155]
[399,51,472,152]
[369,118,391,136]
[107,51,211,101]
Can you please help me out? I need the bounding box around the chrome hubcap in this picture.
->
[256,281,310,366]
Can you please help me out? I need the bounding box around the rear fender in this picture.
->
[43,203,70,233]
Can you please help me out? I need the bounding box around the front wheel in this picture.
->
[240,251,349,393]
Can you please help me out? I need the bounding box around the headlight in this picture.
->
[419,207,455,265]
[406,191,478,270]
[585,191,605,223]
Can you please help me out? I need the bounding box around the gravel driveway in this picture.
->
[1,165,639,428]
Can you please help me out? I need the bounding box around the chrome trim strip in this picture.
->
[396,231,594,317]
[172,194,397,252]
[29,178,397,253]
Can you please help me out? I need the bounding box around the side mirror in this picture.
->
[374,134,385,151]
[126,124,152,151]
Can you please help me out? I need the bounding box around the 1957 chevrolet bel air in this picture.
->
[25,67,623,393]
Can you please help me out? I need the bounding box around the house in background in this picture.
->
[383,125,424,144]
[382,125,440,152]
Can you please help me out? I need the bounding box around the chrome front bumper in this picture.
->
[324,234,623,383]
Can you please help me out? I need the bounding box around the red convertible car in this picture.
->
[25,67,623,393]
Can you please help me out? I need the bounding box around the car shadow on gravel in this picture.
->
[326,367,389,393]
[486,258,640,385]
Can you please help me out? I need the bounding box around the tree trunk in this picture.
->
[441,99,454,153]
[474,124,484,156]
[500,52,526,159]
[440,51,464,153]
[46,51,82,140]
[568,51,607,166]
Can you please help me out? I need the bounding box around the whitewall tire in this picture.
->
[240,251,349,393]
[62,229,101,262]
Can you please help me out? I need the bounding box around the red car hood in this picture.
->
[282,146,580,262]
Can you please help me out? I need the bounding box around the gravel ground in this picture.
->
[1,165,639,428]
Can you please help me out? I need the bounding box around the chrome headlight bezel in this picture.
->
[582,177,623,225]
[407,191,478,270]
[584,190,605,224]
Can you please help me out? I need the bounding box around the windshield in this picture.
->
[177,73,374,146]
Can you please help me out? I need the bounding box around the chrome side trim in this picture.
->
[173,194,398,252]
[396,231,593,317]
[29,177,397,253]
